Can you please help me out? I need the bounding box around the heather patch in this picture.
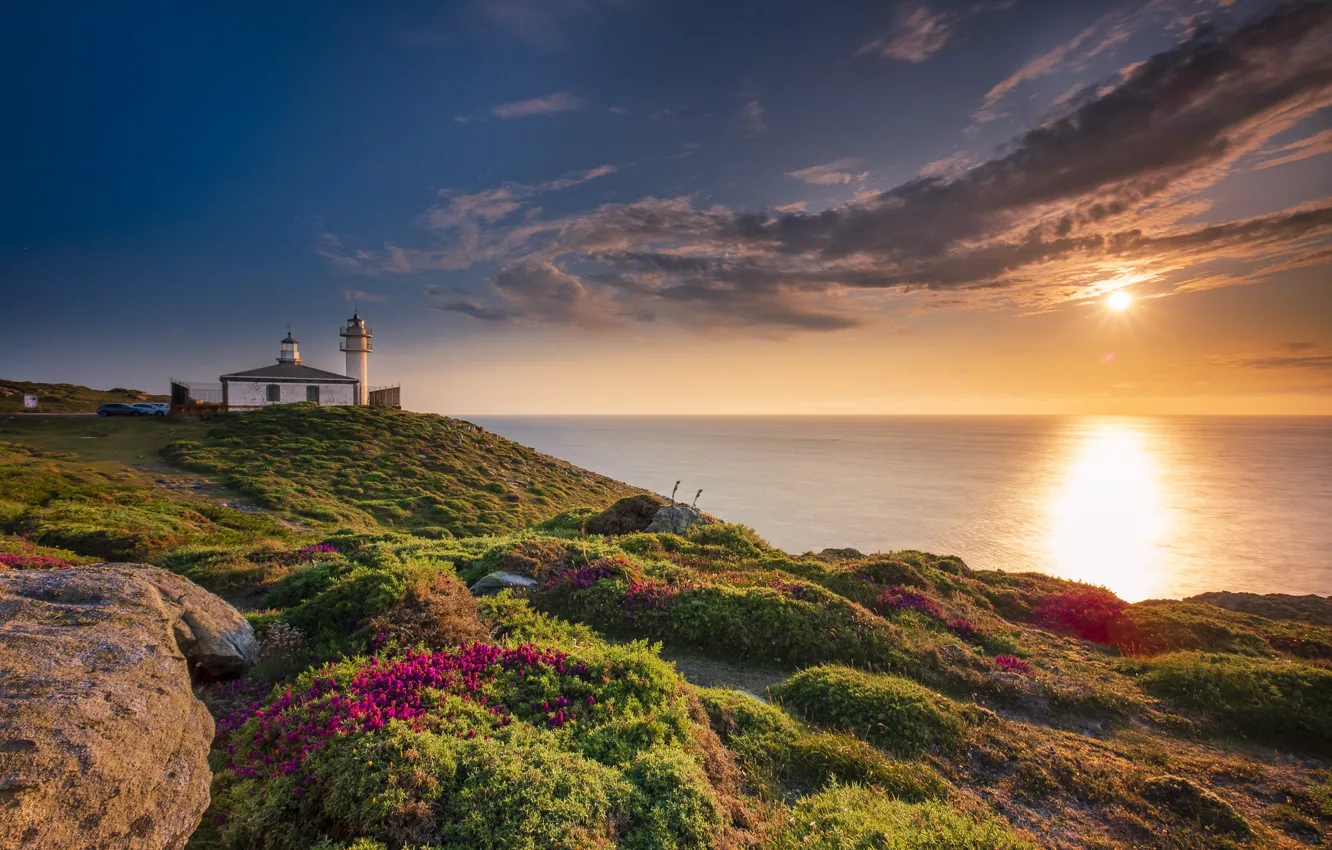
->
[208,639,725,849]
[1032,587,1127,644]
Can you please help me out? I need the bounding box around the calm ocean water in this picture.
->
[470,416,1332,602]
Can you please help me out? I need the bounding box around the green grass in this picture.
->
[3,393,1330,849]
[0,378,167,414]
[0,441,297,563]
[772,666,976,756]
[1133,652,1332,755]
[162,405,638,536]
[771,784,1034,850]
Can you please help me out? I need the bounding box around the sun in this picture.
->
[1107,290,1133,312]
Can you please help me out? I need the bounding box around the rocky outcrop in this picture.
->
[585,494,667,536]
[0,565,259,850]
[646,504,712,535]
[470,570,538,596]
[818,548,865,560]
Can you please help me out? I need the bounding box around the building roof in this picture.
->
[219,363,358,383]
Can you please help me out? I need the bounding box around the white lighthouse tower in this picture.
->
[339,312,372,405]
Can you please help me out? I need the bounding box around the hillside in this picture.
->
[0,403,1330,849]
[0,378,168,413]
[161,404,639,536]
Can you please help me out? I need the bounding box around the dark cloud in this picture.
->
[330,1,1332,332]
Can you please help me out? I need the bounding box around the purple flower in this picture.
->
[873,586,944,620]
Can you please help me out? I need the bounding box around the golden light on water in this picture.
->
[1045,421,1169,601]
[1107,290,1133,311]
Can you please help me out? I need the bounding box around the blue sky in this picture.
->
[3,0,1330,413]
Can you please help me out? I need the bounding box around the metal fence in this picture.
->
[170,379,224,406]
[368,385,401,409]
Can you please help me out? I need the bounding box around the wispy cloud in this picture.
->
[1253,128,1332,170]
[490,91,585,118]
[786,158,867,185]
[973,0,1216,124]
[858,4,954,63]
[327,3,1332,334]
[737,99,767,136]
[470,0,636,48]
[1219,342,1332,370]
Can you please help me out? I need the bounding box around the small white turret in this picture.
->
[277,331,302,365]
[339,312,372,405]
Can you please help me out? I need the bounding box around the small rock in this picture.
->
[469,571,538,596]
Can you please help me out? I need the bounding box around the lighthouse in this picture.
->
[339,312,372,405]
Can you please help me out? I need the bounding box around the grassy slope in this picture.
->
[2,400,1331,849]
[0,378,167,413]
[162,404,639,537]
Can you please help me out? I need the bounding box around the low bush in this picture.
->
[1032,587,1126,643]
[771,784,1033,850]
[1134,652,1332,756]
[695,688,949,802]
[773,666,976,756]
[208,639,724,849]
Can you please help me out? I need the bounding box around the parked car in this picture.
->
[96,403,139,416]
[130,403,168,417]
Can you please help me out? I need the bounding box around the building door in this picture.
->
[306,385,320,404]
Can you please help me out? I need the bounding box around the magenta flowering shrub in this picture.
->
[298,543,340,559]
[623,580,679,621]
[1032,588,1126,644]
[545,561,619,590]
[873,585,945,620]
[0,553,74,569]
[994,655,1033,675]
[946,619,986,644]
[220,642,598,781]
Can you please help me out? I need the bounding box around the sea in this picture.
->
[470,416,1332,602]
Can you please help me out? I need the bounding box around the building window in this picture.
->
[306,385,320,404]
[266,384,280,402]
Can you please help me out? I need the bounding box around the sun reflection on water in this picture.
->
[1045,421,1170,601]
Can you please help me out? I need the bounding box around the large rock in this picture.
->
[585,494,667,536]
[0,565,259,850]
[469,570,538,597]
[645,504,712,535]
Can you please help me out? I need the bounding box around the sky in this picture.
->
[3,0,1331,414]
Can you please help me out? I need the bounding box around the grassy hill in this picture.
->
[161,404,639,537]
[0,378,168,413]
[2,397,1330,849]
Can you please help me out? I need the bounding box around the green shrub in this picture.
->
[620,746,724,849]
[696,688,949,802]
[773,666,975,755]
[772,784,1033,849]
[784,732,949,802]
[1134,652,1332,756]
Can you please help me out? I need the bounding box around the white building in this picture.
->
[220,331,359,409]
[172,313,398,413]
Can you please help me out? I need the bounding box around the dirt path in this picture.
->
[657,648,788,699]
